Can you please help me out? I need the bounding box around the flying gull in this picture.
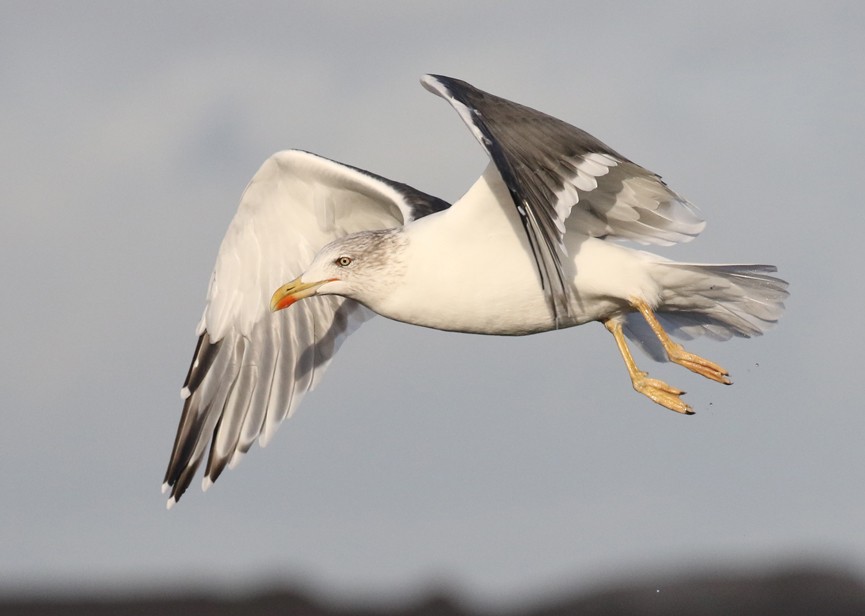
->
[163,75,788,507]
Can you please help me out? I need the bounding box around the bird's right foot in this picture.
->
[630,370,693,415]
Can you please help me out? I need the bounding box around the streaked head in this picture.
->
[271,228,407,311]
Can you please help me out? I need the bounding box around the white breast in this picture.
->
[372,165,663,335]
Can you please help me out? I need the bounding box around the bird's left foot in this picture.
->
[630,371,693,414]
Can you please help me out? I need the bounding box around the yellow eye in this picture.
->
[335,256,353,267]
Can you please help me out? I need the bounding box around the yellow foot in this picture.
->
[631,370,694,415]
[667,342,732,385]
[629,297,733,386]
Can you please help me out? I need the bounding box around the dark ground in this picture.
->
[4,566,865,616]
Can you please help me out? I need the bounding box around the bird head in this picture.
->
[271,228,406,312]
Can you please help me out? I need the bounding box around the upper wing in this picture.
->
[163,150,449,506]
[421,75,705,323]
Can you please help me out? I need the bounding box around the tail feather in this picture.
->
[624,263,789,361]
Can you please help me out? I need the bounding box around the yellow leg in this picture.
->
[631,298,732,385]
[604,319,693,415]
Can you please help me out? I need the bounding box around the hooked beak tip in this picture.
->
[270,280,300,312]
[270,277,335,312]
[270,293,294,312]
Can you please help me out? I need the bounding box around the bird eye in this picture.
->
[335,256,353,267]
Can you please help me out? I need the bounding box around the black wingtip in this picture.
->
[163,331,225,505]
[421,74,459,98]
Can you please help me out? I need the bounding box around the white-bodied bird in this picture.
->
[163,75,788,507]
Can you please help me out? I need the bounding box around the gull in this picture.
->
[163,75,788,507]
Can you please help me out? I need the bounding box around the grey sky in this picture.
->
[2,0,863,606]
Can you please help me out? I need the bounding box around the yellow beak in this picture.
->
[270,276,333,312]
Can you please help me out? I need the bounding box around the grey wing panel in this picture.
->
[422,74,705,322]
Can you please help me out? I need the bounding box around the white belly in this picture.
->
[373,170,663,335]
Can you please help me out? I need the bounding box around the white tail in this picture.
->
[624,263,789,361]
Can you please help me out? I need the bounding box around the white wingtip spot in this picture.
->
[161,482,169,494]
[180,387,191,400]
[202,477,213,492]
[166,497,176,511]
[420,74,443,94]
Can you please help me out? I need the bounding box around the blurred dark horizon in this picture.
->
[4,561,865,615]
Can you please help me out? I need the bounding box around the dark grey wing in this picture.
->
[421,74,704,323]
[163,150,448,506]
